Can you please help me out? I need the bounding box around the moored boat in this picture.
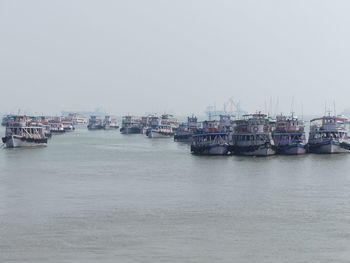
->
[49,120,66,133]
[66,113,88,125]
[62,121,75,132]
[218,115,234,133]
[160,114,179,132]
[87,116,103,130]
[120,116,142,134]
[1,115,15,127]
[174,122,193,142]
[140,115,154,134]
[1,116,48,148]
[174,115,200,142]
[191,133,230,155]
[273,114,306,155]
[231,113,276,156]
[148,124,174,138]
[103,116,119,130]
[308,115,350,154]
[28,119,52,138]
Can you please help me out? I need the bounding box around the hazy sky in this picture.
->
[1,0,350,116]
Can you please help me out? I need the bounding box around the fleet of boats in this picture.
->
[87,115,119,130]
[2,111,350,156]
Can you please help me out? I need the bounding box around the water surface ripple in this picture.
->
[1,127,350,262]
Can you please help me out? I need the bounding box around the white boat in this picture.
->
[62,121,75,132]
[148,125,174,138]
[103,116,119,130]
[1,116,48,148]
[160,114,179,132]
[308,115,350,154]
[49,121,66,133]
[231,113,276,156]
[66,113,88,125]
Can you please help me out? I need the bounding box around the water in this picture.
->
[1,126,350,262]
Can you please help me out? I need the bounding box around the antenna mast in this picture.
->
[290,96,295,115]
[301,102,304,121]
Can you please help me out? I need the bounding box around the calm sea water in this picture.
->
[1,126,350,262]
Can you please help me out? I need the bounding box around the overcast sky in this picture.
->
[1,0,350,116]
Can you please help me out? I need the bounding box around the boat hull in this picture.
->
[2,135,47,148]
[50,130,66,134]
[174,134,193,142]
[191,144,229,155]
[120,127,142,134]
[103,125,119,130]
[308,141,350,154]
[232,145,276,156]
[87,125,104,130]
[148,130,174,138]
[63,127,75,132]
[239,147,275,156]
[276,144,306,155]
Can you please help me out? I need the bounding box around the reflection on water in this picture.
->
[1,126,350,263]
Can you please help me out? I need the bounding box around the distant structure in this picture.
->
[61,108,107,118]
[341,108,350,118]
[205,98,247,120]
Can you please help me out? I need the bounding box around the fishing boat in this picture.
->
[308,115,350,154]
[218,115,234,133]
[103,116,119,130]
[66,113,88,125]
[28,119,52,138]
[191,132,230,155]
[231,113,276,156]
[145,116,173,138]
[145,116,158,136]
[62,121,75,132]
[140,115,157,134]
[147,124,174,138]
[1,115,15,126]
[174,122,192,142]
[87,116,103,130]
[272,114,307,155]
[49,119,66,133]
[174,115,200,142]
[120,116,142,134]
[160,114,179,132]
[1,116,48,148]
[202,120,219,133]
[42,124,52,138]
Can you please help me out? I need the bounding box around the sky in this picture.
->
[1,0,350,116]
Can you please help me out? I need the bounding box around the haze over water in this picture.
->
[1,126,350,262]
[2,1,350,115]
